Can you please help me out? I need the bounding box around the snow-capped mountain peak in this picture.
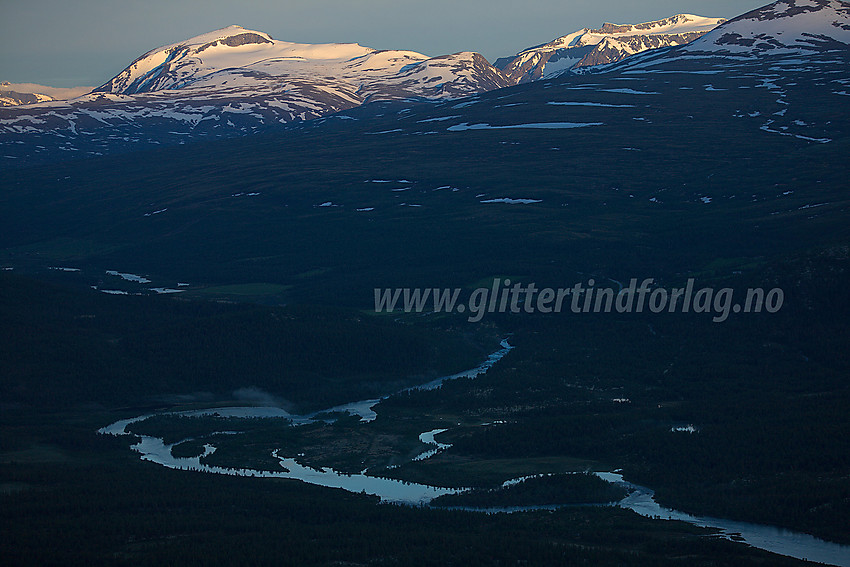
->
[495,14,726,83]
[90,24,511,105]
[90,24,512,101]
[95,26,385,95]
[684,0,850,53]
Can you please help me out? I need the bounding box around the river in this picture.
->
[99,338,850,566]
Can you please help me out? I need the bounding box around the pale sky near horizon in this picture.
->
[1,0,768,87]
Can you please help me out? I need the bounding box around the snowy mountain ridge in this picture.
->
[495,14,727,83]
[93,25,507,101]
[683,0,850,53]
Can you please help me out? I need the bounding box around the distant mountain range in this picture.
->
[0,82,93,107]
[0,14,729,112]
[1,0,848,166]
[1,15,727,111]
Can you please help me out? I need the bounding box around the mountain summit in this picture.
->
[95,25,508,101]
[495,14,726,83]
[683,0,850,54]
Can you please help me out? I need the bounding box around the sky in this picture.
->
[1,0,769,87]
